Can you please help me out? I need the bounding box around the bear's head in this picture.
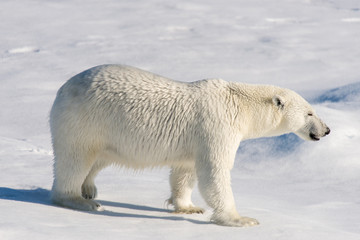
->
[272,90,330,141]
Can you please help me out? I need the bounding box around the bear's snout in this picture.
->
[325,127,331,135]
[309,126,330,141]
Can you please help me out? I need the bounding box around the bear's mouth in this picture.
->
[309,133,320,141]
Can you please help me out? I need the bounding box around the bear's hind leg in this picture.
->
[51,151,103,211]
[82,159,112,200]
[168,167,204,214]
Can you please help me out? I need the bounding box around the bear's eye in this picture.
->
[308,113,313,116]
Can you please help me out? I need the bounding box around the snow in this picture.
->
[1,0,360,239]
[316,81,360,103]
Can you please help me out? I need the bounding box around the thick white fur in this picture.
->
[50,65,330,227]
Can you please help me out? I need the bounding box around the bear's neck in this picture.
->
[228,83,287,140]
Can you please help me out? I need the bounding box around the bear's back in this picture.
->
[74,64,181,93]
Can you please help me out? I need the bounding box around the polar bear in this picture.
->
[50,65,330,227]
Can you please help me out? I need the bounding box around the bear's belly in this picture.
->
[98,145,196,169]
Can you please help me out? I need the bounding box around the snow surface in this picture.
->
[1,0,360,239]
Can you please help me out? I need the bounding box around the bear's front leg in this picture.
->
[196,157,259,227]
[168,167,204,214]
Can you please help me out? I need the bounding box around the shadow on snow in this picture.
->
[0,187,209,225]
[237,133,303,163]
[0,187,52,206]
[315,81,360,103]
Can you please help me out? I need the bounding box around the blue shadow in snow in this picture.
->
[98,199,171,213]
[315,81,360,103]
[0,187,52,206]
[238,133,303,161]
[93,200,209,225]
[0,187,209,225]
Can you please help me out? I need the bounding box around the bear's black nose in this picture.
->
[325,127,331,135]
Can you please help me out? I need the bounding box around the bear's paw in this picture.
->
[81,183,98,200]
[173,206,205,214]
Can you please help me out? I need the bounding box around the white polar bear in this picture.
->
[50,65,330,227]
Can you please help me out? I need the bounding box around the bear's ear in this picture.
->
[272,95,285,110]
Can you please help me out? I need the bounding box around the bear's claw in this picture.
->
[173,206,205,214]
[81,184,98,200]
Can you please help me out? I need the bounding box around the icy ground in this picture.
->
[1,0,360,239]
